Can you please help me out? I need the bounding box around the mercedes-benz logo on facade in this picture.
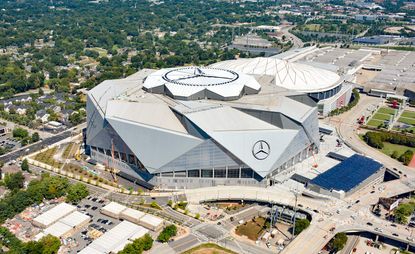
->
[252,140,270,160]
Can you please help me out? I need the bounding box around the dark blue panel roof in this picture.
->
[309,154,383,192]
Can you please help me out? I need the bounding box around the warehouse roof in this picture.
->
[59,211,90,228]
[140,214,164,227]
[309,154,383,192]
[101,202,127,215]
[44,221,72,238]
[78,246,104,254]
[87,221,148,253]
[121,207,145,220]
[33,203,76,227]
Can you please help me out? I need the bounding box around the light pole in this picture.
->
[292,190,299,240]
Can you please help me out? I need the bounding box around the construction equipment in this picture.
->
[310,145,318,168]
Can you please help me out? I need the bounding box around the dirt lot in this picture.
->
[235,216,267,241]
[182,243,237,254]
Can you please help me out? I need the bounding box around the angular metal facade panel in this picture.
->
[106,117,203,172]
[159,139,242,172]
[209,129,299,177]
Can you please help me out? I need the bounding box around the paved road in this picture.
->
[0,130,73,162]
[280,25,304,50]
[0,122,86,163]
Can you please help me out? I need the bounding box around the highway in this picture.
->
[0,122,86,163]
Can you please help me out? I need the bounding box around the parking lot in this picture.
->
[68,196,122,253]
[0,133,20,152]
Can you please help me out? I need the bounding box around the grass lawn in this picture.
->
[235,217,267,241]
[367,119,383,127]
[401,111,415,119]
[377,107,396,115]
[372,113,392,121]
[303,24,321,31]
[398,117,415,125]
[380,142,415,157]
[181,243,237,254]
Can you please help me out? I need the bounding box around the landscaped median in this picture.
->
[25,145,141,194]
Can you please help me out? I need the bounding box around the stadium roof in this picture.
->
[143,66,261,100]
[309,154,383,192]
[210,57,342,92]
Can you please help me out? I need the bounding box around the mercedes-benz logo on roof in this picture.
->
[252,140,270,160]
[162,67,239,87]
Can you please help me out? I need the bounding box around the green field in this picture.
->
[367,119,383,127]
[377,107,396,115]
[372,113,392,121]
[401,111,415,118]
[380,142,415,157]
[398,117,415,125]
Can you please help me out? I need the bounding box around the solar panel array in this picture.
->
[309,154,383,192]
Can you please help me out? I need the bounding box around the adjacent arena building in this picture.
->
[86,56,349,189]
[211,57,353,116]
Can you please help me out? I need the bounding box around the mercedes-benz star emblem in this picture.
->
[252,140,270,160]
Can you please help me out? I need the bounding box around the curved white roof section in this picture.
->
[211,57,342,93]
[143,66,261,100]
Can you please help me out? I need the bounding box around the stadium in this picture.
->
[211,57,352,116]
[85,58,345,189]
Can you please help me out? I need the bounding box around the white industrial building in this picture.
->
[43,221,73,238]
[33,203,77,228]
[79,221,149,254]
[120,208,145,224]
[100,202,164,231]
[138,214,164,231]
[34,210,90,239]
[100,202,127,219]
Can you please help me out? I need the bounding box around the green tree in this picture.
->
[31,132,40,143]
[395,203,415,224]
[118,233,153,254]
[157,225,177,243]
[38,234,61,254]
[21,158,29,172]
[12,127,29,139]
[330,233,348,252]
[398,150,414,166]
[4,172,25,190]
[294,218,310,235]
[66,183,89,203]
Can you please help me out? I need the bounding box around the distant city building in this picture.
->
[229,33,280,56]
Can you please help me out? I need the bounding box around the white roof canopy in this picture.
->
[143,66,261,100]
[211,57,342,92]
